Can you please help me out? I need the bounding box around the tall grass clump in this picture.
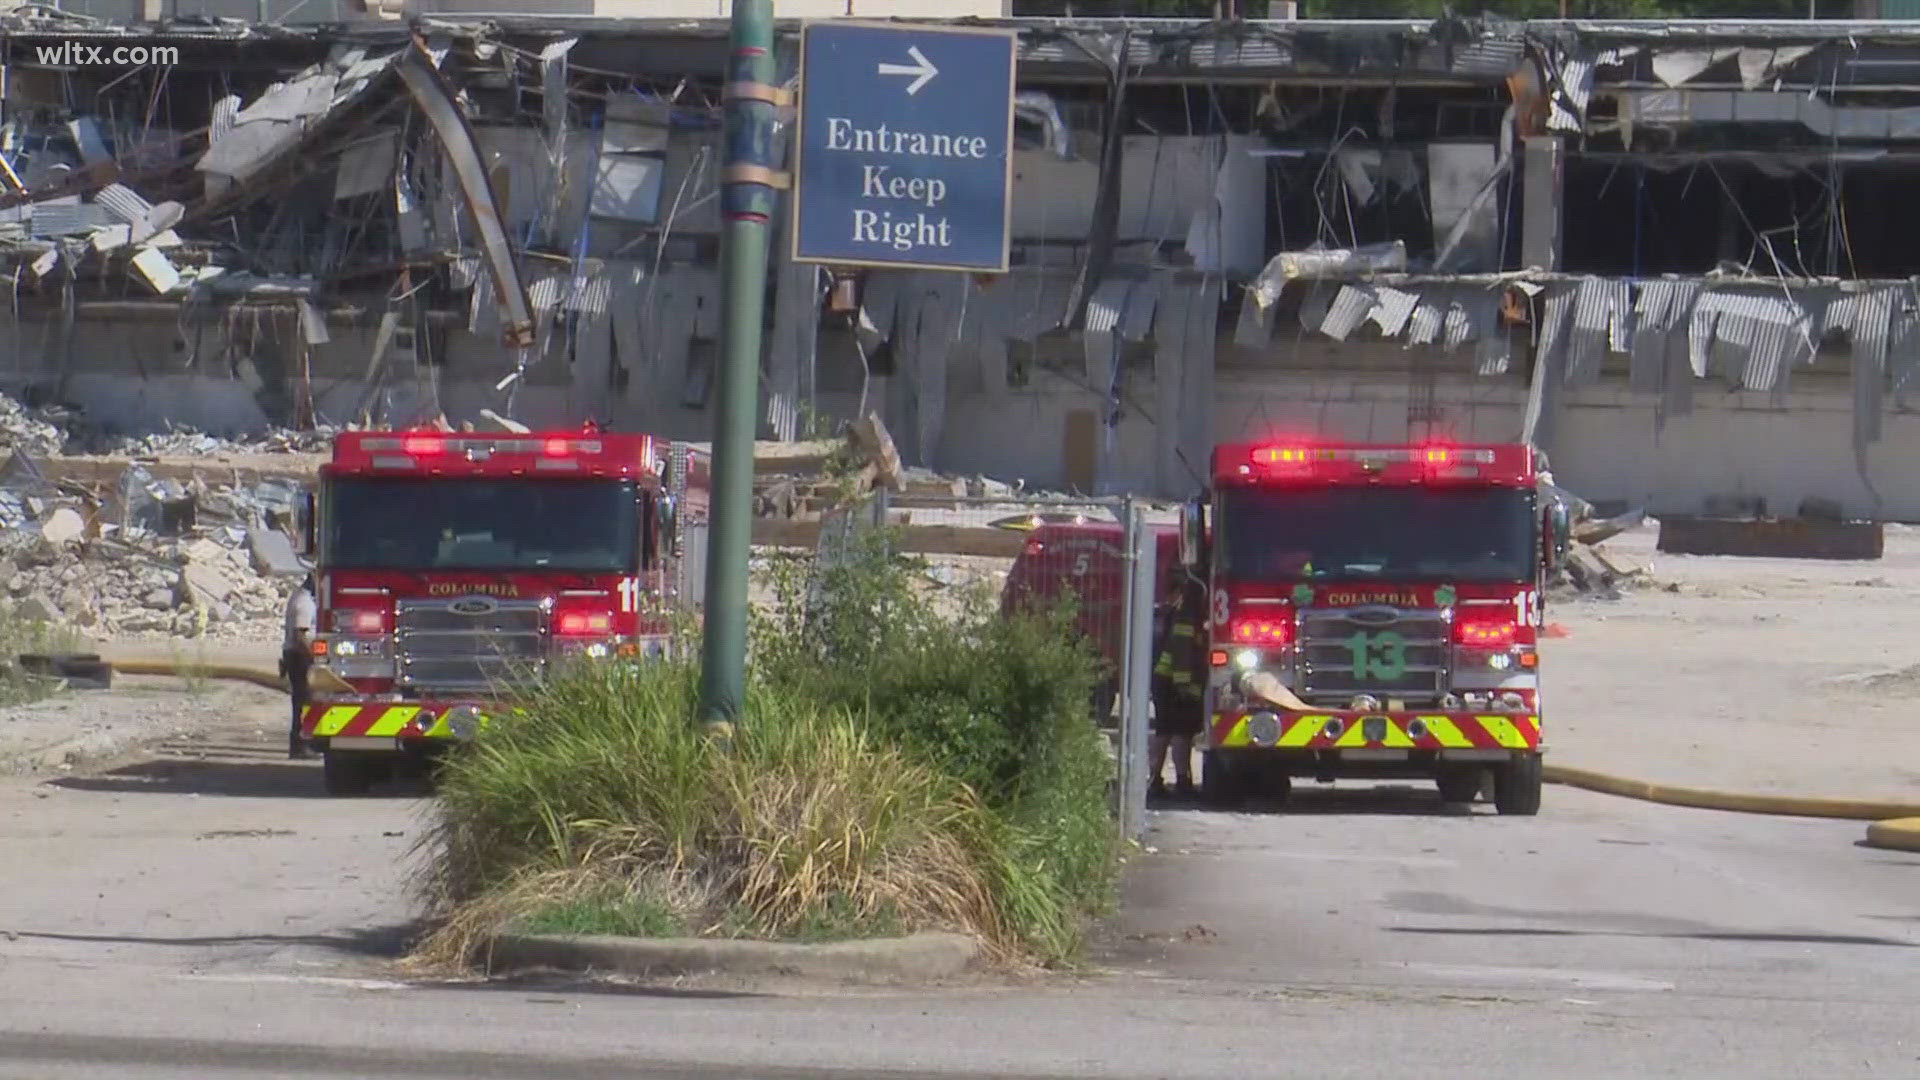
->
[754,531,1117,960]
[416,655,1011,966]
[416,528,1117,970]
[0,603,87,706]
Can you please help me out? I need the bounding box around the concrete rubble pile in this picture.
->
[0,402,313,640]
[0,395,74,458]
[98,425,336,458]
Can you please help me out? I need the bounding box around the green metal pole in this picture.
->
[699,0,778,726]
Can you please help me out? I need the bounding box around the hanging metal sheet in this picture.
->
[1319,285,1374,342]
[1523,285,1574,453]
[1853,287,1896,454]
[1366,286,1418,338]
[1630,279,1700,393]
[1408,294,1445,346]
[1565,278,1632,387]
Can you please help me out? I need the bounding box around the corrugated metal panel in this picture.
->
[1185,36,1293,69]
[527,271,570,316]
[1888,303,1920,397]
[1686,291,1806,392]
[1565,278,1631,386]
[30,201,112,237]
[567,271,612,317]
[1441,297,1475,350]
[1366,286,1418,337]
[93,183,151,225]
[1084,277,1130,335]
[1450,38,1526,78]
[1319,285,1374,341]
[1408,295,1445,346]
[211,95,242,142]
[1629,280,1700,393]
[1476,325,1512,376]
[1853,288,1895,453]
[1548,57,1593,133]
[1523,285,1575,451]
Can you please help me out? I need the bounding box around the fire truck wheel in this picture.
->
[1493,754,1544,816]
[1436,767,1486,805]
[1200,752,1250,809]
[322,751,380,797]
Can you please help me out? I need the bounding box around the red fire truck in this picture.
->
[1179,442,1569,815]
[295,426,708,795]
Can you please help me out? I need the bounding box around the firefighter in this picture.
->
[1149,575,1207,800]
[281,573,316,760]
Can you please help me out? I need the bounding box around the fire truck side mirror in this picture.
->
[658,494,679,557]
[1179,495,1205,569]
[298,490,317,555]
[1546,499,1572,570]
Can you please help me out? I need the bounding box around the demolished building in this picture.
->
[4,13,1920,517]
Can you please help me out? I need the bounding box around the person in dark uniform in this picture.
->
[1149,576,1207,800]
[281,573,316,760]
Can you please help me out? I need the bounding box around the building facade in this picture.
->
[2,12,1920,518]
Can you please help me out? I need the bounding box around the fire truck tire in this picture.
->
[1494,754,1544,816]
[322,751,380,797]
[1200,752,1250,809]
[1437,767,1486,805]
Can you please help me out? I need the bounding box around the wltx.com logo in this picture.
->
[33,42,181,67]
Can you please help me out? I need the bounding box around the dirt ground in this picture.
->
[1549,524,1920,803]
[3,529,1917,803]
[0,673,287,776]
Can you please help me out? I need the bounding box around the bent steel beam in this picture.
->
[395,39,535,348]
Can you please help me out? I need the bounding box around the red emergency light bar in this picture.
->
[328,428,661,478]
[1214,442,1537,487]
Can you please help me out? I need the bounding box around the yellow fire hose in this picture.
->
[1239,671,1920,848]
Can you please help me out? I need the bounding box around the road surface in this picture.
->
[1,710,1916,1079]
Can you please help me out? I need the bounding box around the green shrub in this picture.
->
[417,526,1117,969]
[416,656,1009,965]
[752,529,1116,958]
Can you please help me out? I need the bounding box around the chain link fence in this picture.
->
[810,488,1164,841]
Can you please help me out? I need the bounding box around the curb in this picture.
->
[482,930,982,984]
[1863,818,1920,853]
[1543,764,1920,822]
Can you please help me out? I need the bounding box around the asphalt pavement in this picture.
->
[1,713,1916,1079]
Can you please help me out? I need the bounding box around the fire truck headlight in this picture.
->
[584,642,610,660]
[1246,711,1281,747]
[1487,652,1513,671]
[446,706,482,741]
[1233,649,1259,671]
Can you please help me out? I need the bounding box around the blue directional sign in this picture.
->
[792,21,1017,273]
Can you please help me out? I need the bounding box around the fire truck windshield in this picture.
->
[1217,485,1535,584]
[324,477,642,572]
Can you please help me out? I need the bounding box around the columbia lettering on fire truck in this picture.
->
[294,425,709,796]
[1178,442,1571,815]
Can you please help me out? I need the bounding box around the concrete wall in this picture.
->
[7,313,1919,521]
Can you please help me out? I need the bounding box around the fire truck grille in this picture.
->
[1297,606,1449,705]
[395,598,546,693]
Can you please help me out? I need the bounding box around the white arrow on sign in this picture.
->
[877,45,939,96]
